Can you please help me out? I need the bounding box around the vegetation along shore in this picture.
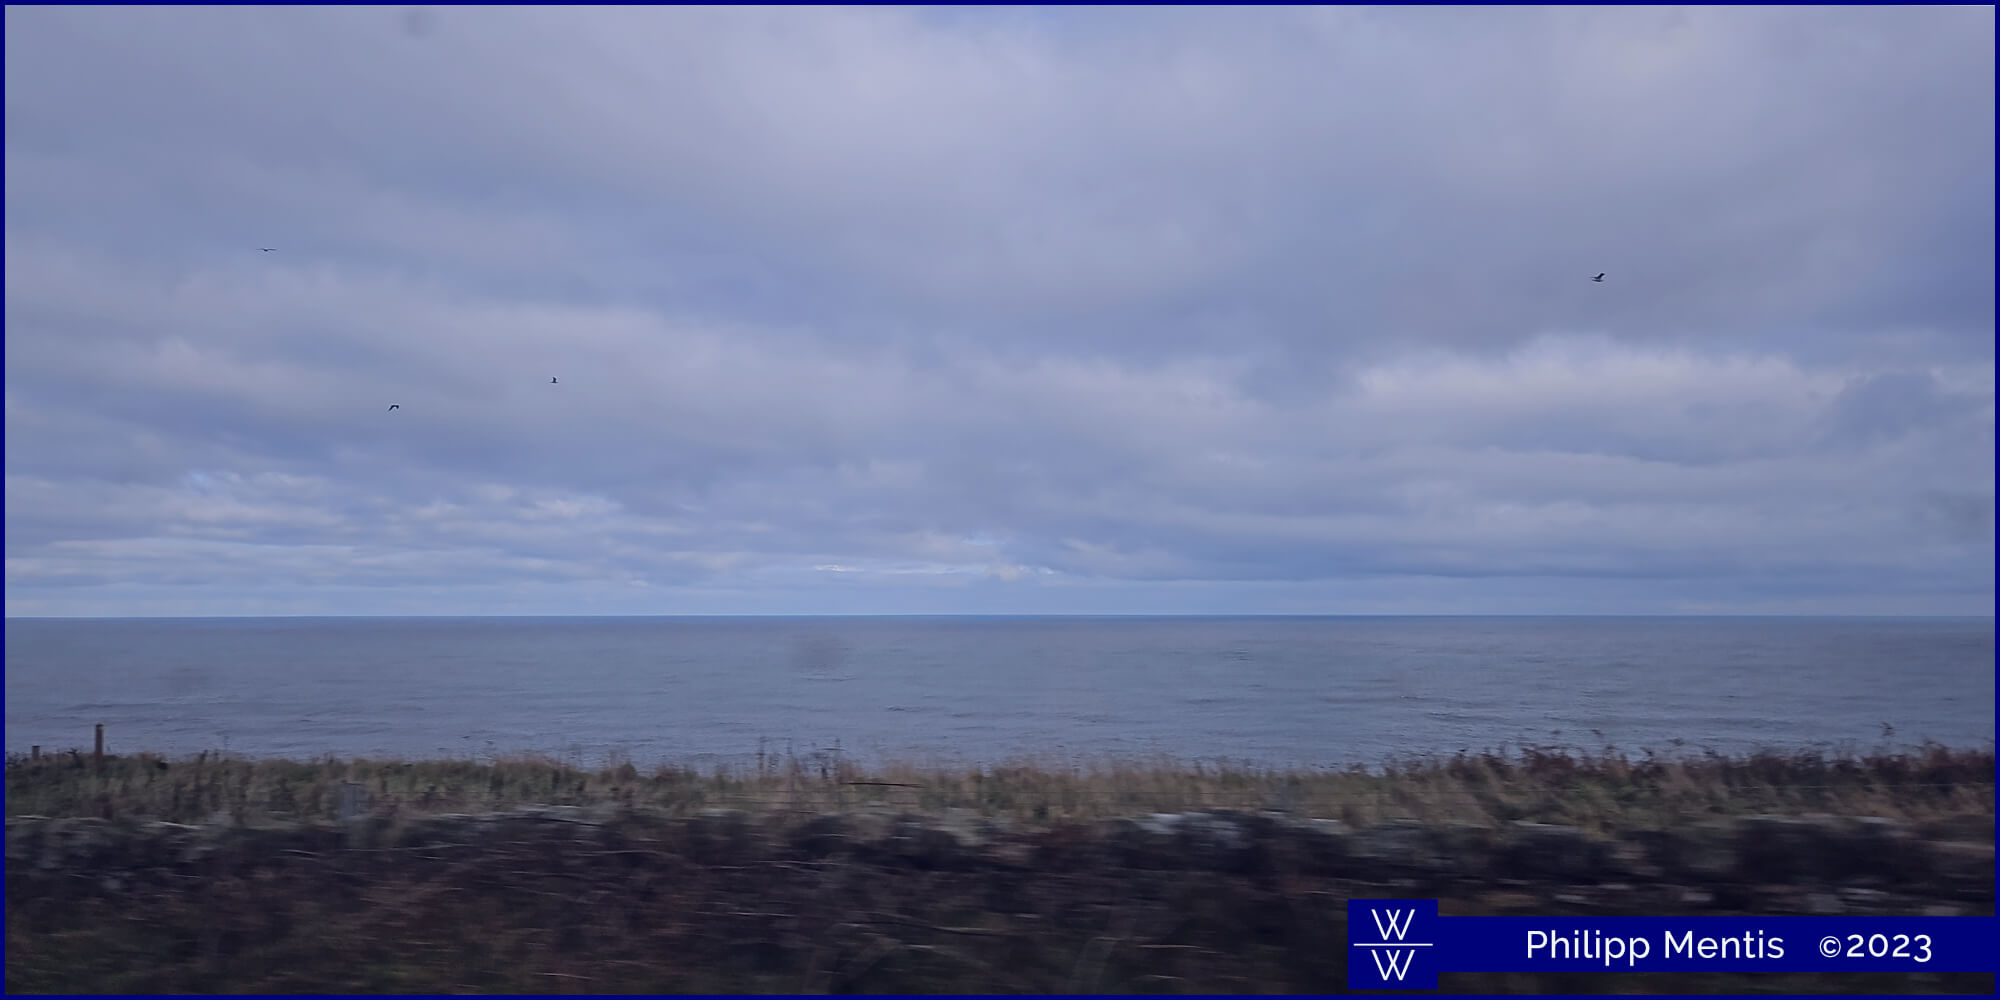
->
[7,742,1993,993]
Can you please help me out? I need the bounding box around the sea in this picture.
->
[3,616,1993,769]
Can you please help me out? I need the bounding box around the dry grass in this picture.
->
[7,743,1992,994]
[8,741,1992,834]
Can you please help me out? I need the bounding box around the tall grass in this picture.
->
[8,741,1994,994]
[8,741,1991,832]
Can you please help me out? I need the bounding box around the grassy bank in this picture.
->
[7,742,1994,833]
[8,744,1993,994]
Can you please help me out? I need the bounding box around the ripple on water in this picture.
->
[4,617,1992,765]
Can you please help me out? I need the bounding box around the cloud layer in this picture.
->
[5,6,1993,615]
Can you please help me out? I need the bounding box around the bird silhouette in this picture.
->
[1591,273,1605,282]
[259,248,277,252]
[550,377,559,384]
[388,404,400,411]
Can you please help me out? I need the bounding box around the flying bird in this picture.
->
[550,377,558,384]
[259,248,278,252]
[1591,273,1605,282]
[388,404,400,411]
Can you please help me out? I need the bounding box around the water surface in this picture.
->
[5,616,1992,767]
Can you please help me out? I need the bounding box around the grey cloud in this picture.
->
[11,8,1989,344]
[4,6,1992,616]
[1918,490,1995,545]
[1823,372,1986,445]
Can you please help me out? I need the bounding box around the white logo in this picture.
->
[1373,908,1418,941]
[1356,908,1435,983]
[1371,947,1421,981]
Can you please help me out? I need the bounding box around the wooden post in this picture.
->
[30,745,40,761]
[94,723,105,767]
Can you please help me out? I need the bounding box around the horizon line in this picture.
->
[6,611,1994,621]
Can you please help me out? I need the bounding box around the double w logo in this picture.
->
[1347,899,1440,990]
[1368,909,1422,981]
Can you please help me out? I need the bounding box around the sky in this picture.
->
[3,5,1994,617]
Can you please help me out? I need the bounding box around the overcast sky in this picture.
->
[4,5,1993,617]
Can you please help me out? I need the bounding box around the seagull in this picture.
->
[259,248,278,252]
[388,404,400,411]
[550,377,558,384]
[1591,273,1605,282]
